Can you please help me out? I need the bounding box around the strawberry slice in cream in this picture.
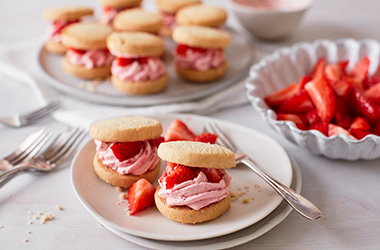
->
[48,19,79,43]
[101,6,132,24]
[174,44,226,71]
[66,48,114,69]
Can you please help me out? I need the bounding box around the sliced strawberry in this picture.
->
[202,168,224,183]
[309,121,328,136]
[110,141,143,162]
[332,80,352,100]
[127,178,156,215]
[333,96,352,129]
[116,57,134,66]
[325,63,343,83]
[299,75,313,89]
[149,136,165,148]
[365,66,380,89]
[311,58,327,79]
[70,48,86,55]
[192,133,218,144]
[176,44,207,55]
[373,122,380,136]
[164,165,198,189]
[305,109,321,125]
[350,56,370,82]
[349,117,371,131]
[264,83,299,108]
[305,77,335,123]
[277,113,307,130]
[138,57,149,64]
[350,129,371,139]
[278,90,314,113]
[343,75,364,91]
[364,83,380,104]
[165,119,196,141]
[328,124,356,139]
[351,89,380,124]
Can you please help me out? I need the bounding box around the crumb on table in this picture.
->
[55,204,64,211]
[41,214,54,224]
[242,198,250,204]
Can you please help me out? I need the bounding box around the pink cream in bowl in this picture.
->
[66,48,114,69]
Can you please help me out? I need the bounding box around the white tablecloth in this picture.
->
[1,0,380,249]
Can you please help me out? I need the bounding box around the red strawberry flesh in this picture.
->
[110,141,143,162]
[127,178,156,215]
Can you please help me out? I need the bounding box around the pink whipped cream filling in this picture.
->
[158,170,231,210]
[48,19,79,43]
[95,140,159,175]
[174,49,225,71]
[111,57,166,82]
[162,12,176,29]
[66,49,114,69]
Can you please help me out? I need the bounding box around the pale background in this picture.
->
[1,0,380,249]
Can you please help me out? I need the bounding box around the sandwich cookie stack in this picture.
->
[43,6,93,54]
[173,26,231,82]
[61,23,114,79]
[90,116,164,188]
[176,4,227,28]
[99,0,141,25]
[155,0,201,36]
[107,32,168,95]
[155,141,236,224]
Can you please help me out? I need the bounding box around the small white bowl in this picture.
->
[229,0,313,40]
[246,39,380,160]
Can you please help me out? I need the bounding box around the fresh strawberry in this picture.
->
[350,129,371,139]
[277,113,307,130]
[138,57,149,64]
[164,165,198,189]
[116,57,134,66]
[278,90,314,113]
[176,44,207,55]
[127,178,156,215]
[70,48,86,55]
[264,83,299,108]
[349,117,371,131]
[365,67,380,89]
[305,109,321,125]
[192,133,218,144]
[309,122,328,136]
[350,56,370,82]
[373,122,380,136]
[351,89,380,124]
[165,119,196,141]
[332,80,352,100]
[299,75,313,89]
[333,96,352,129]
[343,75,364,91]
[203,168,224,183]
[110,141,143,161]
[364,83,380,104]
[149,136,165,148]
[311,58,326,79]
[328,124,356,139]
[325,63,343,83]
[305,77,335,123]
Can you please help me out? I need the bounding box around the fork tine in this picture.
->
[7,130,52,165]
[209,123,238,152]
[48,129,86,164]
[24,99,62,122]
[40,128,80,160]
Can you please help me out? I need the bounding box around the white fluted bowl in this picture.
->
[246,39,380,160]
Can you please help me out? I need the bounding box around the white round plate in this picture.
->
[37,28,253,106]
[100,157,301,250]
[71,114,292,241]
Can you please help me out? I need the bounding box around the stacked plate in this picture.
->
[71,114,302,249]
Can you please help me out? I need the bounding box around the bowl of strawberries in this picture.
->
[246,39,380,160]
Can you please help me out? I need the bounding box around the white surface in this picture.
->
[247,39,380,160]
[71,114,292,241]
[37,28,253,106]
[100,155,301,250]
[1,0,380,250]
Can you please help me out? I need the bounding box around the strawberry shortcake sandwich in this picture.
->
[113,9,163,35]
[90,116,164,188]
[155,141,236,224]
[43,6,93,54]
[99,0,141,25]
[61,23,114,79]
[107,32,168,94]
[172,26,231,82]
[176,4,227,28]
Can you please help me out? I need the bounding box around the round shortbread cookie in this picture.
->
[45,40,67,54]
[176,61,227,82]
[158,141,236,169]
[107,32,164,57]
[43,6,93,21]
[90,116,163,142]
[159,26,173,37]
[156,0,201,14]
[155,189,230,224]
[63,57,111,79]
[93,154,160,188]
[113,9,163,33]
[112,74,168,95]
[176,5,227,27]
[61,22,113,50]
[99,0,141,8]
[173,26,231,49]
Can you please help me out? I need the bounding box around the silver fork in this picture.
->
[207,123,322,221]
[0,128,86,184]
[0,98,62,128]
[0,128,54,171]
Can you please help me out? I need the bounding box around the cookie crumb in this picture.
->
[242,198,250,204]
[0,225,3,229]
[37,211,44,215]
[120,193,127,200]
[115,186,123,192]
[55,204,64,211]
[23,239,29,243]
[27,221,33,225]
[230,192,237,198]
[41,214,54,224]
[26,231,31,234]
